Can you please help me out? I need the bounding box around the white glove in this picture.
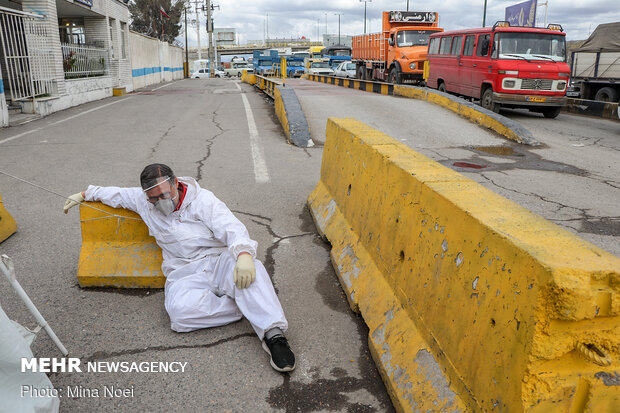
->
[63,192,84,214]
[234,253,256,289]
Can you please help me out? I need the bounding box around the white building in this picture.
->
[0,0,132,123]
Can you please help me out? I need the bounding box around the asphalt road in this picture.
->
[0,79,395,412]
[289,78,620,258]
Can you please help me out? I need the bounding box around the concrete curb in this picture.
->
[242,73,313,148]
[565,98,619,121]
[308,117,620,412]
[0,191,17,243]
[303,74,540,146]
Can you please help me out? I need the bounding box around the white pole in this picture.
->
[195,1,202,60]
[0,255,68,356]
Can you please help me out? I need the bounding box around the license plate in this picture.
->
[526,96,546,102]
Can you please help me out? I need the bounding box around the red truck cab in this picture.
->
[427,22,569,118]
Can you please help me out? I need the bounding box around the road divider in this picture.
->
[564,98,619,120]
[242,72,313,147]
[303,74,540,146]
[77,202,164,288]
[308,117,620,412]
[0,191,17,243]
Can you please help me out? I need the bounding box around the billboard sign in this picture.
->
[389,11,437,23]
[505,0,537,27]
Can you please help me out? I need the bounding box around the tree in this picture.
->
[129,0,185,44]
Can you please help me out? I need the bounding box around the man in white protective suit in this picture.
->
[63,163,295,372]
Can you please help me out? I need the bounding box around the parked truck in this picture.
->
[568,22,620,103]
[253,49,279,76]
[352,11,443,84]
[321,45,352,69]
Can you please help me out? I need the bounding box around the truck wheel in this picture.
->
[388,68,400,84]
[481,88,500,113]
[542,107,562,119]
[237,72,242,77]
[438,82,446,93]
[594,87,618,102]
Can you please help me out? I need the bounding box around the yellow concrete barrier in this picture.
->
[0,192,17,243]
[112,87,126,96]
[273,87,290,144]
[77,202,163,288]
[308,118,620,413]
[241,70,256,85]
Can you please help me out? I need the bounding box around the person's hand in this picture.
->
[234,253,256,289]
[63,192,84,214]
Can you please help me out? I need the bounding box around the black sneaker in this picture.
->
[262,334,296,372]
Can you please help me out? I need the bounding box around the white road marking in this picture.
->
[48,97,132,126]
[0,97,133,145]
[0,128,42,145]
[235,82,270,183]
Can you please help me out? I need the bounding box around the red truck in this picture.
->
[352,11,443,84]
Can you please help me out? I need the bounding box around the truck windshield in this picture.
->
[288,61,303,67]
[311,62,330,68]
[498,32,566,62]
[397,30,435,47]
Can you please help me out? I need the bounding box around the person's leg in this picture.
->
[212,252,295,372]
[164,274,243,333]
[211,252,287,340]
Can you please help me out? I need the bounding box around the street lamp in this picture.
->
[333,13,343,45]
[359,0,371,34]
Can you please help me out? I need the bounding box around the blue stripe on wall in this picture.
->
[132,66,183,77]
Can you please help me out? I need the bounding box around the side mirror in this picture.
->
[388,38,394,47]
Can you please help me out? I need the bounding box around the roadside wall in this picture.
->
[129,32,184,90]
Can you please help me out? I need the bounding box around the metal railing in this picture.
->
[0,7,55,103]
[61,43,107,79]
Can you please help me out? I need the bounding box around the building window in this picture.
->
[109,18,116,58]
[120,22,127,59]
[59,18,86,45]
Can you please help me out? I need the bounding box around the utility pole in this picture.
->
[325,13,328,38]
[192,0,202,60]
[483,0,487,27]
[360,0,372,34]
[205,0,217,78]
[334,13,343,45]
[184,6,189,77]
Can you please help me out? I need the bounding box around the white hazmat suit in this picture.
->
[84,177,288,339]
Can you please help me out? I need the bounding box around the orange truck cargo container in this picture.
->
[352,11,443,84]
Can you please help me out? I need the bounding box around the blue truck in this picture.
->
[252,50,279,76]
[283,56,305,78]
[321,45,352,69]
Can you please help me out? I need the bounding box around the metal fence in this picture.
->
[0,7,55,103]
[61,43,107,79]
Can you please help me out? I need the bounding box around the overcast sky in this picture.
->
[180,0,620,47]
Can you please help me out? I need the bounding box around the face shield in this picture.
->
[142,177,178,216]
